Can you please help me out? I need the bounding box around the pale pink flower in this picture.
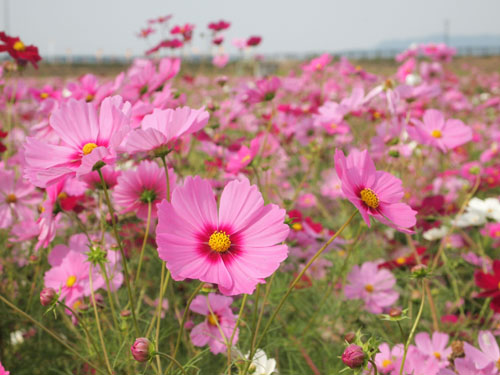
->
[190,293,238,354]
[408,109,472,153]
[125,107,209,155]
[213,54,229,68]
[24,96,131,187]
[344,261,399,314]
[414,332,452,367]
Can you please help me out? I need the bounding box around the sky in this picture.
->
[3,0,500,58]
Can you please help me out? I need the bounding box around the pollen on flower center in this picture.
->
[85,94,94,102]
[365,284,374,293]
[434,352,441,360]
[208,313,219,326]
[360,188,379,209]
[497,358,500,370]
[40,92,49,99]
[431,129,442,138]
[396,257,406,265]
[66,275,77,287]
[292,222,303,231]
[13,40,25,51]
[82,142,98,155]
[208,231,231,253]
[5,193,17,204]
[382,359,392,368]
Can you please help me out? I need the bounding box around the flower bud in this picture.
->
[342,344,365,369]
[389,307,402,318]
[131,337,153,362]
[40,288,56,306]
[344,332,356,343]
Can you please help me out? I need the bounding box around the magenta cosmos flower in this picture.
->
[190,293,238,354]
[24,96,131,187]
[408,109,472,153]
[334,149,417,233]
[344,261,399,314]
[113,160,177,219]
[125,107,209,156]
[156,176,289,295]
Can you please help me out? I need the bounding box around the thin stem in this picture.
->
[166,282,204,374]
[58,301,102,362]
[155,352,187,375]
[369,359,379,375]
[399,281,426,375]
[154,266,168,374]
[160,155,171,201]
[250,210,358,370]
[89,266,114,375]
[98,168,139,335]
[227,294,248,375]
[0,294,107,375]
[99,262,120,333]
[136,201,153,283]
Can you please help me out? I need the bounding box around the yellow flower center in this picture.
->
[291,222,303,231]
[66,275,77,287]
[384,79,395,90]
[85,94,94,102]
[382,359,392,368]
[241,154,251,163]
[360,188,379,209]
[396,257,406,265]
[355,65,362,71]
[434,352,441,360]
[208,231,231,253]
[13,40,25,51]
[72,300,82,310]
[58,192,68,200]
[5,194,17,204]
[497,281,500,290]
[330,122,337,129]
[497,358,500,370]
[208,313,219,326]
[373,111,381,119]
[365,284,374,293]
[431,129,442,138]
[82,142,98,155]
[40,92,49,99]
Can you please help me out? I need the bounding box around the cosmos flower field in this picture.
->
[2,17,500,375]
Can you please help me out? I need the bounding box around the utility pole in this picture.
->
[3,0,9,33]
[443,18,450,45]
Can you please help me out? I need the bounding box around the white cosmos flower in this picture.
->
[246,349,278,375]
[423,226,448,241]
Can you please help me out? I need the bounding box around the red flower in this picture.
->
[0,32,42,68]
[246,36,262,47]
[475,260,500,312]
[208,20,231,32]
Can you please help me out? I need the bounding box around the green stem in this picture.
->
[0,294,107,375]
[155,352,187,375]
[89,266,114,375]
[99,262,120,333]
[97,168,140,335]
[154,266,168,374]
[160,155,171,201]
[227,294,248,375]
[136,201,153,283]
[166,282,204,374]
[399,281,426,375]
[369,359,379,375]
[248,210,358,372]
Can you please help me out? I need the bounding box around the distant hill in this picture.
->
[377,34,500,50]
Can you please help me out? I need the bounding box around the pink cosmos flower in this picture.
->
[213,54,229,68]
[226,138,260,174]
[414,331,452,367]
[302,53,332,72]
[374,343,403,374]
[334,149,417,233]
[408,109,472,153]
[246,77,280,103]
[156,176,289,295]
[0,168,39,228]
[24,96,131,188]
[464,331,500,372]
[313,101,350,135]
[190,293,238,354]
[0,362,9,375]
[320,169,344,199]
[125,107,209,156]
[113,160,177,219]
[404,347,440,375]
[344,261,399,314]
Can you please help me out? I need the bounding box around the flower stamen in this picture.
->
[208,231,231,253]
[82,143,98,156]
[360,188,379,209]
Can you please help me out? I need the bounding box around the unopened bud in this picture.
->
[131,337,154,362]
[344,332,356,343]
[342,344,365,369]
[40,288,57,306]
[389,307,402,318]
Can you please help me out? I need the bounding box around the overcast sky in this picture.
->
[3,0,500,57]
